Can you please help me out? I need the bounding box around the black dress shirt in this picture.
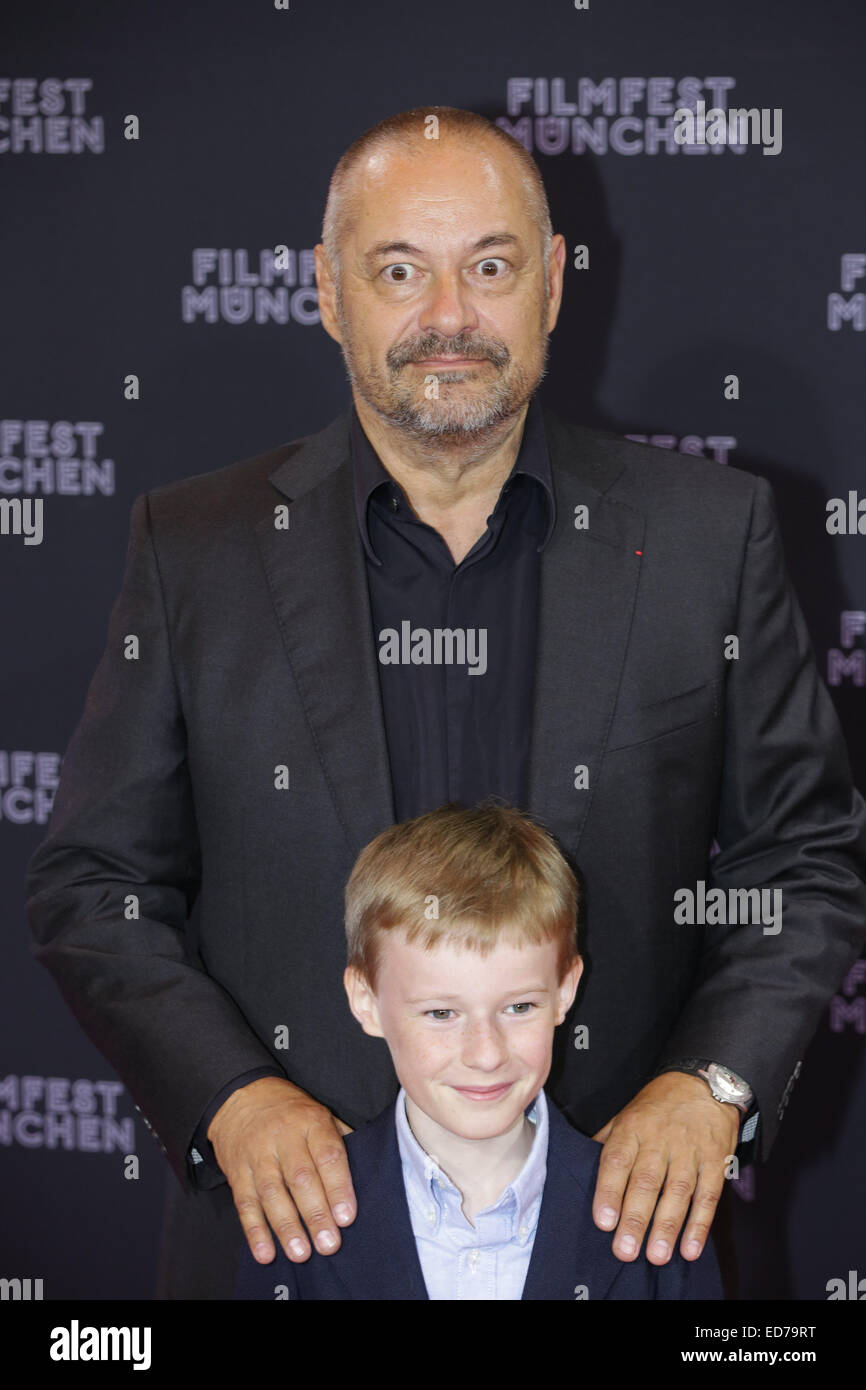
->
[188,395,555,1178]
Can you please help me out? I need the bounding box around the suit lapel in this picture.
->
[528,407,646,861]
[254,408,396,860]
[254,401,646,865]
[521,1099,623,1301]
[334,1104,430,1300]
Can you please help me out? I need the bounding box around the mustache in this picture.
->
[387,334,510,371]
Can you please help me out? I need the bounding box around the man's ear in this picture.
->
[314,243,342,346]
[545,233,567,334]
[554,955,583,1025]
[343,965,385,1038]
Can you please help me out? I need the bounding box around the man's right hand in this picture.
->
[207,1075,356,1264]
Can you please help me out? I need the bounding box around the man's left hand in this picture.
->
[591,1071,741,1264]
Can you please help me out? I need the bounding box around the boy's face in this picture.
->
[344,931,582,1141]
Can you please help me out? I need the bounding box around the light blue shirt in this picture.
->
[394,1085,548,1300]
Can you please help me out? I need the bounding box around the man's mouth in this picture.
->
[412,356,487,366]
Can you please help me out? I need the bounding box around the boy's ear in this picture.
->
[343,965,385,1039]
[554,956,583,1024]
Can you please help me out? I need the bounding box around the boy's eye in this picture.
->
[425,1003,537,1020]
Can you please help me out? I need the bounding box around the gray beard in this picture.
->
[339,339,550,444]
[380,374,530,441]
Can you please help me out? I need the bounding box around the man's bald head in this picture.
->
[321,105,552,293]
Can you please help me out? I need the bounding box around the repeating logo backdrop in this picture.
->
[2,0,864,1300]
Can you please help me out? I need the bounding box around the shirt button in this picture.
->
[518,1225,528,1239]
[390,495,399,511]
[427,1208,436,1224]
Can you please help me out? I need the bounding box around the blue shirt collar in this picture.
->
[394,1084,549,1243]
[350,394,556,567]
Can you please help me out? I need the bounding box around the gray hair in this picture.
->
[321,105,553,293]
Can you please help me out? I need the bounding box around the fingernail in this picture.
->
[317,1229,337,1251]
[618,1235,637,1256]
[253,1243,271,1260]
[685,1239,701,1258]
[598,1206,618,1228]
[334,1203,352,1223]
[650,1240,669,1259]
[289,1238,307,1258]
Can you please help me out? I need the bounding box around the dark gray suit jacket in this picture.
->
[25,399,866,1297]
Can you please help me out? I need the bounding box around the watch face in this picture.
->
[709,1064,749,1101]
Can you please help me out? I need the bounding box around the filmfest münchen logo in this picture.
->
[827,254,866,330]
[0,750,59,825]
[0,420,114,497]
[624,431,736,465]
[826,611,865,687]
[0,1075,133,1154]
[497,76,768,156]
[828,961,866,1035]
[0,421,114,550]
[182,247,320,324]
[0,79,103,154]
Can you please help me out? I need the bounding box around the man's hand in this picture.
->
[207,1075,356,1264]
[591,1071,740,1265]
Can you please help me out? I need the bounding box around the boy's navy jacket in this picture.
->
[234,1092,723,1300]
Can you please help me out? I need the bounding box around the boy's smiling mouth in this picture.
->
[451,1082,513,1101]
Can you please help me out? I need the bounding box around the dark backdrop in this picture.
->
[2,0,864,1300]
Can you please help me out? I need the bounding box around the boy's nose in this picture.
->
[460,1021,509,1068]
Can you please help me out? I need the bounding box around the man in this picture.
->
[26,106,866,1300]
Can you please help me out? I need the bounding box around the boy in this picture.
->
[235,800,723,1300]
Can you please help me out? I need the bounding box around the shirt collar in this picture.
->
[394,1084,549,1242]
[350,394,556,567]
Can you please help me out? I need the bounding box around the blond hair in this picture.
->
[345,800,579,993]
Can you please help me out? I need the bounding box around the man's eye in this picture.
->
[427,1008,454,1020]
[382,263,416,283]
[475,257,508,277]
[506,1002,535,1015]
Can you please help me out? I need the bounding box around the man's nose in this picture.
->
[418,270,478,340]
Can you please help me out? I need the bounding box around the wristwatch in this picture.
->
[659,1058,754,1114]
